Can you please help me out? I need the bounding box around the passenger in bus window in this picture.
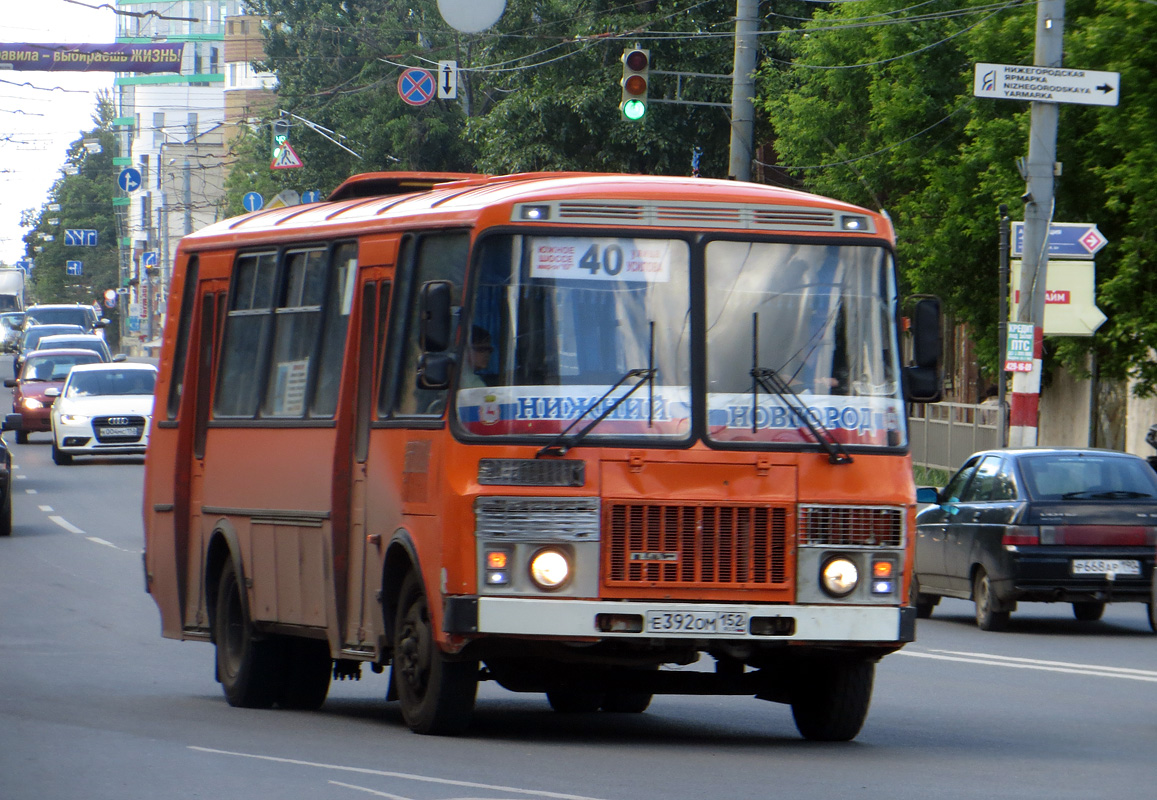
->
[461,326,494,388]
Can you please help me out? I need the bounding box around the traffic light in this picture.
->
[271,118,290,157]
[620,48,649,121]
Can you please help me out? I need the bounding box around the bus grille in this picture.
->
[604,502,788,586]
[798,505,905,547]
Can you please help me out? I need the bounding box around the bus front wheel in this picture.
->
[392,572,477,735]
[790,657,874,742]
[215,560,280,709]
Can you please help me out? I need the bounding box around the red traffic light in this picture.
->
[624,50,648,72]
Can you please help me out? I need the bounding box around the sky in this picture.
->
[0,1,117,266]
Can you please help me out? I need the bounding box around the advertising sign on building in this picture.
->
[0,43,184,73]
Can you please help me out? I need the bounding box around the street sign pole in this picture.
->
[1009,0,1064,449]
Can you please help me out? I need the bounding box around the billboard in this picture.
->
[0,43,184,73]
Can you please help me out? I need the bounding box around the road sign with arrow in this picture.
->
[973,62,1120,107]
[438,60,458,99]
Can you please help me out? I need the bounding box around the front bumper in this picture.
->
[445,596,914,644]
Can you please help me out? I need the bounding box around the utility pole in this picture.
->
[728,0,758,181]
[1008,0,1064,448]
[997,204,1010,447]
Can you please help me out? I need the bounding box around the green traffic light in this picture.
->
[622,98,646,121]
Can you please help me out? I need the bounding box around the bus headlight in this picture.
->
[528,548,571,591]
[821,557,859,597]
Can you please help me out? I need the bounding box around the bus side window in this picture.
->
[257,247,327,418]
[166,256,199,420]
[214,251,277,417]
[310,242,358,418]
[390,233,468,416]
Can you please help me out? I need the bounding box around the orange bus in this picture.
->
[142,171,942,741]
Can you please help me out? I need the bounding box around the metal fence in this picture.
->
[908,402,1003,473]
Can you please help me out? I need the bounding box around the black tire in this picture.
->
[790,658,875,742]
[51,441,72,466]
[600,690,653,714]
[215,560,281,709]
[546,689,605,713]
[15,430,28,445]
[911,576,936,619]
[973,569,1010,631]
[278,637,332,710]
[1072,601,1105,622]
[1147,602,1156,634]
[392,572,477,735]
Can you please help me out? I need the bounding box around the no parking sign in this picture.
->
[398,68,436,106]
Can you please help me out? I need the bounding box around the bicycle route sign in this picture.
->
[397,68,436,106]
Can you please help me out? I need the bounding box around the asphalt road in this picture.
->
[2,384,1154,800]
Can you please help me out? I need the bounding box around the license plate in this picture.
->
[1071,559,1141,576]
[644,609,748,635]
[98,426,140,438]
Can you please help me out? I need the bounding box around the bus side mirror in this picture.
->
[904,297,942,403]
[911,297,941,369]
[417,352,453,390]
[419,281,453,353]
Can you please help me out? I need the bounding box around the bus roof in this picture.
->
[181,172,892,249]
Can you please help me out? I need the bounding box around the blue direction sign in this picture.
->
[64,229,99,246]
[397,68,436,106]
[66,260,83,276]
[15,258,32,272]
[142,251,158,270]
[1012,222,1108,260]
[242,191,264,212]
[301,189,322,204]
[118,167,143,192]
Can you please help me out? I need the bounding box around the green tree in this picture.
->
[761,0,1157,393]
[21,92,122,346]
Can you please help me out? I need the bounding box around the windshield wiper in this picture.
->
[749,312,852,465]
[535,368,655,458]
[537,323,657,458]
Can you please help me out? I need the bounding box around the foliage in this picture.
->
[230,0,815,213]
[760,0,1157,393]
[19,92,122,347]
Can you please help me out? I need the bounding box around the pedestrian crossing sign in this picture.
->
[271,142,304,170]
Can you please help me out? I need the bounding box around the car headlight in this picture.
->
[820,557,859,597]
[22,398,43,410]
[528,548,571,591]
[59,414,89,425]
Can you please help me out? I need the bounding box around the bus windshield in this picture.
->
[457,234,904,449]
[457,234,692,441]
[705,241,905,448]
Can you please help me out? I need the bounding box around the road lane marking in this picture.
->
[190,747,612,800]
[38,505,52,512]
[48,515,85,534]
[898,648,1157,682]
[24,489,36,494]
[86,537,117,549]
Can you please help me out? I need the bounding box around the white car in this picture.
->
[49,362,157,465]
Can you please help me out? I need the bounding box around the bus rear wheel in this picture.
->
[790,657,874,742]
[215,560,280,709]
[392,572,477,735]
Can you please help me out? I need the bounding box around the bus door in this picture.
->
[345,268,392,650]
[185,280,227,632]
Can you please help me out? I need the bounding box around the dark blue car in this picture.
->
[915,448,1157,631]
